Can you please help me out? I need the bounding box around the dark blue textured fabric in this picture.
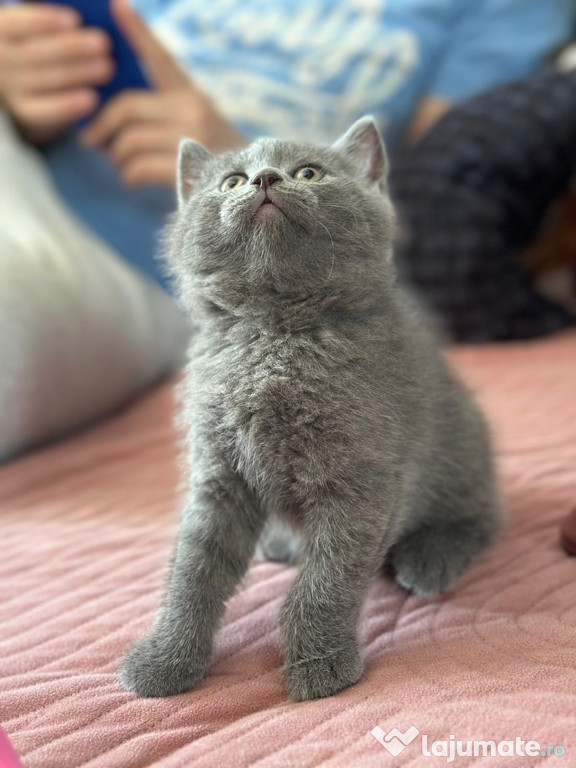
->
[390,68,576,342]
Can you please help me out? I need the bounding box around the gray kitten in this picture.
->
[120,117,501,702]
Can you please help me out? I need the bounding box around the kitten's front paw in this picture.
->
[119,636,209,698]
[283,647,363,701]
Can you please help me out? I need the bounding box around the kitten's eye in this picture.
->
[294,166,323,182]
[221,174,248,192]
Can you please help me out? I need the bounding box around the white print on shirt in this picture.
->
[150,0,419,142]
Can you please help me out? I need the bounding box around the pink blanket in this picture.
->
[2,332,576,767]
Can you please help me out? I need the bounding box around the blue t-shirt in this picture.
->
[44,0,575,288]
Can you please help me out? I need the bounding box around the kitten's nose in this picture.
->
[251,170,281,189]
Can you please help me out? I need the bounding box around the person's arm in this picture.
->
[0,3,114,145]
[406,0,575,143]
[406,95,452,144]
[80,0,246,189]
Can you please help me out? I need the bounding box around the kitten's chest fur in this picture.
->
[202,326,357,499]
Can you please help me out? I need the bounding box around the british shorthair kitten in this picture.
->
[120,117,501,701]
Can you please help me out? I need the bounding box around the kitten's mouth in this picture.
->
[250,190,286,220]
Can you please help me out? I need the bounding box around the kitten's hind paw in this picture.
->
[256,519,301,564]
[119,636,208,697]
[390,520,489,596]
[283,647,363,701]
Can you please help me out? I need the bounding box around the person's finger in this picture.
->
[110,0,190,90]
[107,124,181,167]
[0,5,80,41]
[120,153,177,188]
[13,89,98,128]
[12,56,115,95]
[18,28,111,68]
[80,90,166,146]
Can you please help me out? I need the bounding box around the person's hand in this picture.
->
[0,3,114,144]
[80,0,245,189]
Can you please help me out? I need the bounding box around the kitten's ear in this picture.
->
[332,116,388,187]
[177,139,213,206]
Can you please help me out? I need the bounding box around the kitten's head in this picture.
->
[166,116,396,328]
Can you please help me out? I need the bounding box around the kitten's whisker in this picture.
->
[330,222,356,238]
[306,210,336,283]
[326,203,360,224]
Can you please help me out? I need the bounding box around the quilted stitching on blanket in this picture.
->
[1,332,576,767]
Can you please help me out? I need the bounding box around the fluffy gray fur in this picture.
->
[120,117,502,702]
